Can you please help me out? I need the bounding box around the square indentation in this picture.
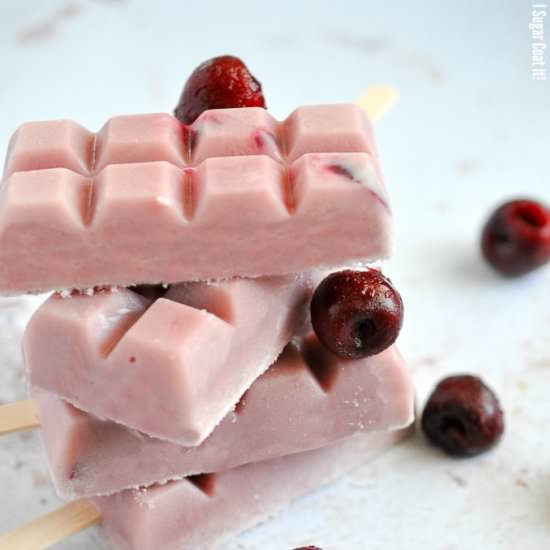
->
[285,104,377,163]
[107,298,234,430]
[166,282,236,325]
[92,162,185,229]
[300,333,341,393]
[187,473,217,497]
[193,156,289,226]
[0,168,88,232]
[94,114,186,173]
[191,108,280,164]
[4,120,94,178]
[290,152,387,214]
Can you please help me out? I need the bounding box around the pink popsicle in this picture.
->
[34,335,414,499]
[91,429,410,550]
[0,106,388,295]
[3,106,379,179]
[24,276,311,446]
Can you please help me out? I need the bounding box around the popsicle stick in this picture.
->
[0,500,100,550]
[357,84,399,122]
[0,399,40,435]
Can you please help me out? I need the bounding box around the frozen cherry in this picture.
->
[421,375,504,457]
[174,55,266,125]
[481,198,550,276]
[310,269,404,360]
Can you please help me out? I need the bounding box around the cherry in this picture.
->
[174,55,266,125]
[310,269,403,360]
[481,198,550,276]
[421,375,504,457]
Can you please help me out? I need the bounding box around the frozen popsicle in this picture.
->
[3,105,380,177]
[0,430,410,550]
[33,334,413,499]
[24,275,312,446]
[0,105,389,295]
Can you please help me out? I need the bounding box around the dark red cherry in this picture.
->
[310,269,403,360]
[481,198,550,276]
[421,375,504,457]
[174,55,266,125]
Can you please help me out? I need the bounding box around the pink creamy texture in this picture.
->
[0,105,388,294]
[25,276,312,446]
[2,106,379,177]
[34,335,413,498]
[92,430,409,550]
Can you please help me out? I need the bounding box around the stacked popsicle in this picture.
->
[0,58,414,549]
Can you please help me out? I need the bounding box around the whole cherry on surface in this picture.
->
[481,198,550,277]
[174,55,266,125]
[310,269,404,360]
[421,375,504,457]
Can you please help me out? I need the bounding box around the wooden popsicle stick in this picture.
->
[357,84,399,122]
[0,500,100,550]
[0,399,40,435]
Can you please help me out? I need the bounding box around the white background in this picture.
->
[0,0,549,548]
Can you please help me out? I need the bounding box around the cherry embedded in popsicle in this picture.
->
[310,269,404,359]
[0,109,388,294]
[421,375,504,457]
[481,198,550,277]
[326,162,360,183]
[174,55,266,125]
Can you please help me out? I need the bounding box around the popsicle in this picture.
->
[0,429,410,550]
[0,105,389,295]
[33,334,413,499]
[3,105,381,177]
[24,275,312,446]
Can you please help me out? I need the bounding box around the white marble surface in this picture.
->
[0,0,549,548]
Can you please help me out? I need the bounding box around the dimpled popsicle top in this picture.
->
[0,57,389,294]
[35,334,414,499]
[91,431,407,550]
[24,275,312,446]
